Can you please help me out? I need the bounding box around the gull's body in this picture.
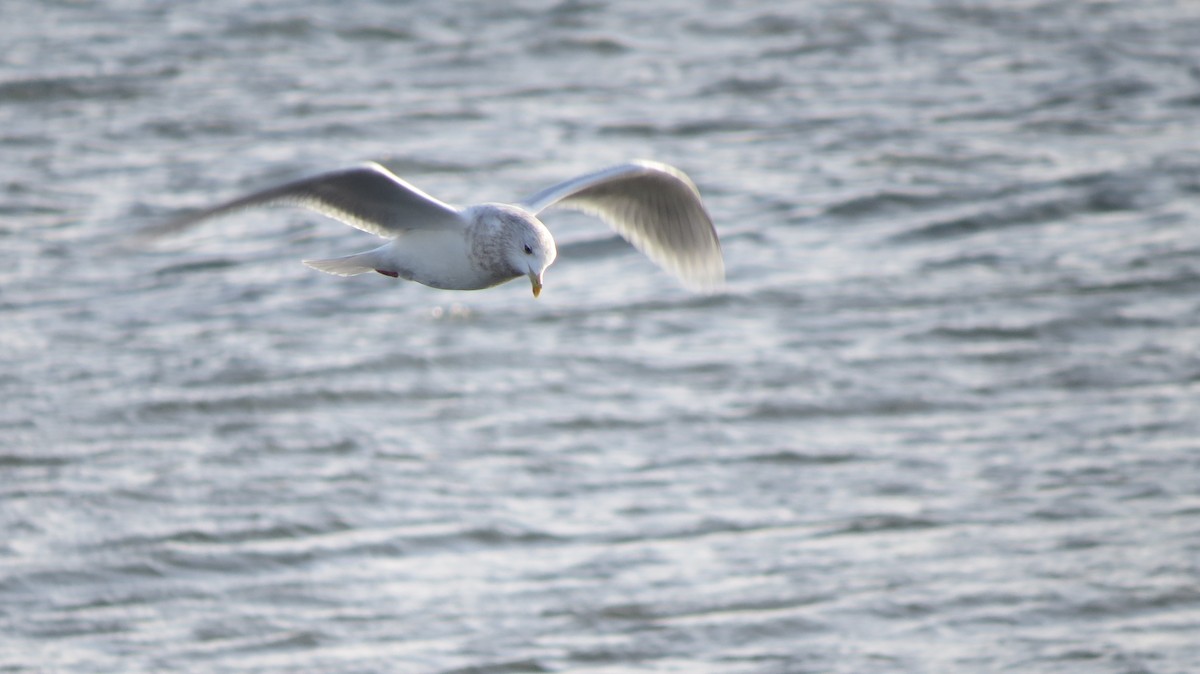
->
[149,160,724,297]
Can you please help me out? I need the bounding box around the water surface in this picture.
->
[3,1,1200,672]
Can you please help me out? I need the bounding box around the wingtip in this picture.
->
[681,265,727,294]
[662,245,726,294]
[130,210,202,245]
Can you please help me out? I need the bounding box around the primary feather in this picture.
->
[521,160,723,291]
[145,163,465,240]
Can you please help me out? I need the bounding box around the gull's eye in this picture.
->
[523,244,533,255]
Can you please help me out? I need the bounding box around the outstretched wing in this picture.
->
[520,160,724,291]
[144,162,466,240]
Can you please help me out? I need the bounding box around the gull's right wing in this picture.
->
[142,162,466,240]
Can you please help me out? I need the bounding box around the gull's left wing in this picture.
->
[520,160,724,291]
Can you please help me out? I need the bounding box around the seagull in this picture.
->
[147,160,724,297]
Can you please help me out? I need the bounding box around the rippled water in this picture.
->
[4,1,1200,672]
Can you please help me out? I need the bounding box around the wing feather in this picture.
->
[143,162,465,240]
[521,161,724,290]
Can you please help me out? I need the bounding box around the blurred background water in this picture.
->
[3,1,1200,672]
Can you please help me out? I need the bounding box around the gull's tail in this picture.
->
[303,250,381,276]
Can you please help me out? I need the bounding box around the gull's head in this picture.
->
[471,203,558,298]
[502,210,557,298]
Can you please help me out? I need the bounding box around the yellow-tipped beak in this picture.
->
[529,273,543,298]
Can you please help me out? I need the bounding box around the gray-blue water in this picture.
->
[3,1,1200,672]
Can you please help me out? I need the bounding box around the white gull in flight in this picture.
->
[150,160,724,298]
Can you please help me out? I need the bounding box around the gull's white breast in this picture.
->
[381,229,490,290]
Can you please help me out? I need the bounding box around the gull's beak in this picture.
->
[529,272,543,298]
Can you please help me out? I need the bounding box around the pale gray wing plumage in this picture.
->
[520,160,724,290]
[144,162,465,240]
